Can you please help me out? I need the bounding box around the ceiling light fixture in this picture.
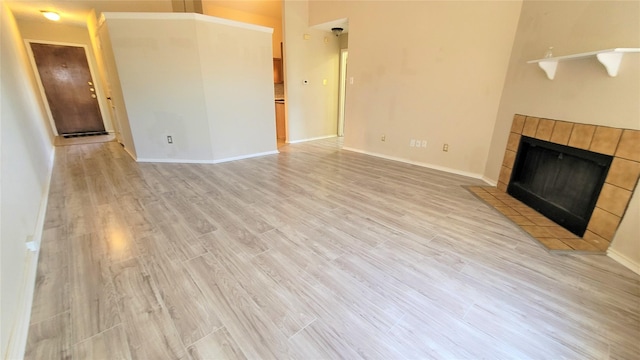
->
[41,11,61,21]
[331,27,344,37]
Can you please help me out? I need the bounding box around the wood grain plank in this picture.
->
[185,254,293,360]
[72,324,132,360]
[25,312,71,360]
[141,244,223,346]
[95,204,138,263]
[111,257,188,360]
[29,227,70,324]
[288,320,362,360]
[200,232,316,337]
[69,233,120,343]
[142,200,208,261]
[187,327,247,360]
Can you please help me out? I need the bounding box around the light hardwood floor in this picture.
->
[25,138,639,359]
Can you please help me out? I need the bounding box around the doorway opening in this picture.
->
[338,49,348,137]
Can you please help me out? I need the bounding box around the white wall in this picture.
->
[103,12,276,162]
[195,18,277,159]
[283,0,340,142]
[17,19,114,134]
[339,33,348,50]
[0,2,55,358]
[94,16,138,157]
[103,14,213,161]
[87,10,125,145]
[308,0,522,176]
[485,1,640,270]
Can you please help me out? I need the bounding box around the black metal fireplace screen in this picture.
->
[507,136,613,236]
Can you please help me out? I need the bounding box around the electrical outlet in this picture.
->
[381,135,386,142]
[410,139,416,147]
[167,136,173,144]
[421,140,427,148]
[443,143,449,152]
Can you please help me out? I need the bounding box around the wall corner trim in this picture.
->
[481,176,498,186]
[122,146,137,162]
[607,248,640,276]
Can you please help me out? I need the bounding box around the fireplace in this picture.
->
[473,114,640,252]
[507,136,613,237]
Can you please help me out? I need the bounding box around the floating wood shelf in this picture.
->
[527,48,640,80]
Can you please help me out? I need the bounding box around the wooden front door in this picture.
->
[30,43,105,135]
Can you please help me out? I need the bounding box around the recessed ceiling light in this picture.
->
[41,11,60,21]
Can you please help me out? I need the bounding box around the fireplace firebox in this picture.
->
[507,136,613,237]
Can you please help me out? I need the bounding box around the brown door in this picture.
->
[30,43,105,135]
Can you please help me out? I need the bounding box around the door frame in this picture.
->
[24,39,112,137]
[337,49,348,137]
[93,22,124,145]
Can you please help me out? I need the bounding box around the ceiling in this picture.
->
[6,0,173,25]
[311,17,349,35]
[6,0,283,26]
[6,0,348,39]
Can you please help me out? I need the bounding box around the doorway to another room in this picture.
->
[274,42,286,149]
[338,49,348,137]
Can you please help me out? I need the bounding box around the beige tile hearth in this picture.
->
[467,186,604,253]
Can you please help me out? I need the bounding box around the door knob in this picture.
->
[91,94,97,98]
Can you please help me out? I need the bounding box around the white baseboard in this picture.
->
[607,248,640,275]
[5,249,39,360]
[4,147,55,360]
[341,147,484,181]
[287,134,337,144]
[136,150,279,164]
[136,157,218,164]
[481,176,498,186]
[212,150,279,164]
[122,146,137,161]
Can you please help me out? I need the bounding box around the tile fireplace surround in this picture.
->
[470,114,639,253]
